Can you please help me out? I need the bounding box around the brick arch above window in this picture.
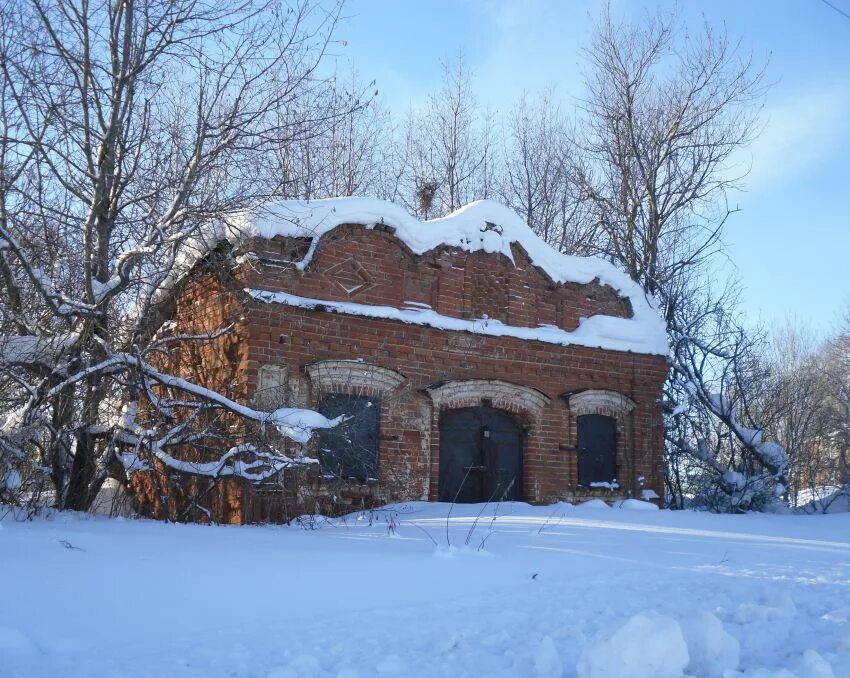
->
[566,389,635,417]
[424,379,551,420]
[305,360,406,398]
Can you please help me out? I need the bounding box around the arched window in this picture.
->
[577,414,617,486]
[566,390,634,488]
[317,394,380,480]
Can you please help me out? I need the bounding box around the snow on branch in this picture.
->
[669,308,790,509]
[147,444,317,482]
[0,334,79,366]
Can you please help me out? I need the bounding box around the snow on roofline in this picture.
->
[167,198,667,356]
[240,198,668,356]
[247,289,667,355]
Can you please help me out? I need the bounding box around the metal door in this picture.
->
[577,414,617,485]
[438,407,522,502]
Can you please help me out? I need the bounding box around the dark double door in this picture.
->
[438,407,523,503]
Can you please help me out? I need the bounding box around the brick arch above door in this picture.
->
[423,379,551,421]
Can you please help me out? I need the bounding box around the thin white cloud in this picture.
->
[471,0,591,109]
[745,83,850,191]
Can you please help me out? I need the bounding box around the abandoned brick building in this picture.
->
[135,198,669,523]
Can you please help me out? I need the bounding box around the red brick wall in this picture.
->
[239,226,632,329]
[233,224,668,518]
[130,266,254,524]
[143,224,667,523]
[242,303,666,507]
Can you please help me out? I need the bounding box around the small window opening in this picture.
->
[317,394,380,481]
[577,414,617,485]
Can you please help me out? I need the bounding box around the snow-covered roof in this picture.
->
[181,198,668,356]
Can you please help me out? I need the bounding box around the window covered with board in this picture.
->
[577,414,617,485]
[317,394,380,480]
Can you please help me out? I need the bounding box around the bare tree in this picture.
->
[275,68,385,199]
[400,55,492,217]
[572,6,766,300]
[664,278,789,511]
[757,323,831,504]
[564,6,784,509]
[823,307,850,486]
[0,0,348,512]
[737,311,850,511]
[499,92,595,253]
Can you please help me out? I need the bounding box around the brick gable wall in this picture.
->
[236,224,668,521]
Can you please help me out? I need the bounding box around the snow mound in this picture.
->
[679,611,739,678]
[264,654,325,678]
[800,486,850,514]
[376,654,407,674]
[534,635,563,678]
[433,545,493,559]
[576,499,610,509]
[576,612,689,678]
[794,650,835,678]
[733,591,797,624]
[612,498,659,511]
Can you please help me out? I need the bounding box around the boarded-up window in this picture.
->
[255,364,289,410]
[577,414,617,485]
[317,394,379,480]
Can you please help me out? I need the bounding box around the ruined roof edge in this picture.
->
[175,197,668,356]
[244,198,668,357]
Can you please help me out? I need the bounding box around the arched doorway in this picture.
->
[438,407,523,503]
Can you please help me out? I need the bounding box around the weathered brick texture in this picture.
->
[135,223,668,524]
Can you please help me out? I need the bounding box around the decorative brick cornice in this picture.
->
[305,360,406,397]
[424,379,550,419]
[566,389,635,416]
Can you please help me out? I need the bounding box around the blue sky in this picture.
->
[337,0,850,333]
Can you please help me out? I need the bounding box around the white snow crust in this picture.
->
[679,610,741,677]
[3,502,849,678]
[248,287,665,355]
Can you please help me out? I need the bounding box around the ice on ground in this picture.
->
[576,611,689,678]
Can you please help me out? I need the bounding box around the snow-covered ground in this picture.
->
[2,502,849,678]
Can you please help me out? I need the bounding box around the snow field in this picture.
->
[1,501,849,677]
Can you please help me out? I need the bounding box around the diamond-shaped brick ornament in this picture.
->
[324,257,375,298]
